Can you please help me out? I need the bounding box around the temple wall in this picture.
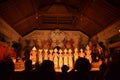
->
[23,30,89,49]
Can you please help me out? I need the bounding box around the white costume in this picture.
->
[68,49,73,68]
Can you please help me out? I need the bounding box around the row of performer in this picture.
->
[30,46,92,69]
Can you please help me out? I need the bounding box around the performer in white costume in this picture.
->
[74,48,79,63]
[38,49,43,64]
[43,49,48,60]
[48,49,53,61]
[85,45,92,63]
[68,49,73,68]
[79,48,85,58]
[63,49,68,66]
[30,46,37,65]
[58,49,63,68]
[53,48,59,68]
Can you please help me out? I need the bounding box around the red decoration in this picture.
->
[45,41,51,48]
[65,41,73,48]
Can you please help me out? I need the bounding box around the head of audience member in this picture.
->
[39,60,57,80]
[61,65,69,73]
[25,59,32,71]
[40,60,55,73]
[74,58,91,73]
[0,59,15,80]
[99,61,108,74]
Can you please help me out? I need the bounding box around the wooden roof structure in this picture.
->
[0,0,120,38]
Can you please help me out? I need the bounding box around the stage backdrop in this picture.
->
[23,30,89,50]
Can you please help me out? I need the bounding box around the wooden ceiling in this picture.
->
[0,0,120,37]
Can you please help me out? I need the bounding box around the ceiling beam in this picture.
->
[13,12,37,27]
[109,41,120,48]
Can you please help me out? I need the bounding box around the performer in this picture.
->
[68,49,73,68]
[48,49,53,61]
[53,48,59,69]
[43,49,48,60]
[38,49,43,64]
[30,46,37,65]
[74,48,79,63]
[58,49,63,68]
[63,49,68,66]
[79,48,85,58]
[85,45,92,63]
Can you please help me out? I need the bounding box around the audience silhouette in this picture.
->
[0,57,15,80]
[24,59,33,71]
[105,52,120,80]
[21,59,33,80]
[35,60,57,80]
[60,65,69,80]
[1,52,120,80]
[95,61,108,80]
[69,57,91,80]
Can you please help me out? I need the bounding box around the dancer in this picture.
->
[68,49,73,68]
[48,49,53,61]
[53,48,59,69]
[58,49,63,68]
[79,48,85,58]
[85,45,92,63]
[63,49,68,66]
[74,48,79,63]
[38,49,43,64]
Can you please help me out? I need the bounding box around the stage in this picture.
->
[14,60,102,72]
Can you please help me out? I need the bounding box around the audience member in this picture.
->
[105,53,120,80]
[24,59,33,71]
[95,61,108,80]
[0,58,15,80]
[60,65,69,80]
[35,60,58,80]
[21,59,33,80]
[69,57,91,80]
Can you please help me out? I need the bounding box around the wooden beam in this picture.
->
[14,14,36,27]
[109,41,120,48]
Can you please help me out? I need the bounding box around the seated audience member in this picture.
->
[35,60,58,80]
[95,61,108,80]
[105,59,120,80]
[24,59,33,71]
[106,52,120,80]
[69,57,91,80]
[21,59,33,80]
[60,65,69,80]
[0,59,15,80]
